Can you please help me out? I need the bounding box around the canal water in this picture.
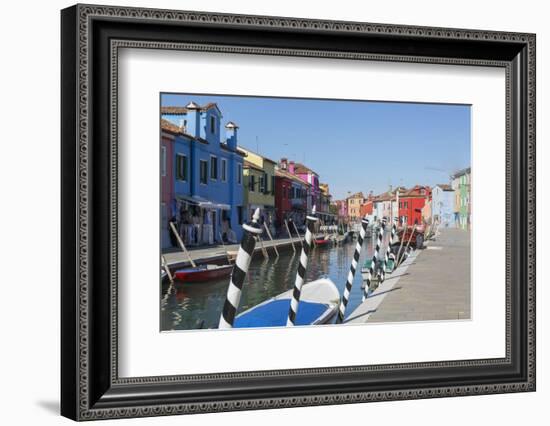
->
[160,238,377,331]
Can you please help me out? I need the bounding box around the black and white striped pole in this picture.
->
[287,205,318,326]
[219,208,263,329]
[362,217,386,302]
[337,215,369,323]
[386,216,398,265]
[378,218,388,283]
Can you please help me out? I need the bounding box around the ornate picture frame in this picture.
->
[61,4,535,420]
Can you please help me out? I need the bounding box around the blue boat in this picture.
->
[234,278,340,328]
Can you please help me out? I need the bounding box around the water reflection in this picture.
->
[160,240,374,331]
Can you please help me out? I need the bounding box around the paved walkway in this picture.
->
[346,228,471,323]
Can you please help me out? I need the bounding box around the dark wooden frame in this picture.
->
[61,4,536,421]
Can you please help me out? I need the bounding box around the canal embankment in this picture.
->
[162,237,303,269]
[345,228,471,324]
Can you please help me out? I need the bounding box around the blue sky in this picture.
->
[161,93,471,200]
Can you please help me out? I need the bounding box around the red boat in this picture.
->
[314,237,331,246]
[174,264,233,282]
[397,225,426,249]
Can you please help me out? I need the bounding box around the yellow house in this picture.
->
[240,148,276,226]
[347,191,364,221]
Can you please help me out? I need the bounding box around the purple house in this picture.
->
[293,162,320,214]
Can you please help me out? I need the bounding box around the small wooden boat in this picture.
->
[174,264,233,282]
[360,257,394,287]
[169,222,234,283]
[233,278,340,328]
[314,236,331,246]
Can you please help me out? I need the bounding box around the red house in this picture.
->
[274,169,293,228]
[275,167,311,232]
[398,185,431,226]
[360,199,373,217]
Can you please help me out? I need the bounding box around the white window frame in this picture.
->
[249,174,255,192]
[210,155,218,181]
[221,158,227,182]
[199,159,208,185]
[176,153,188,182]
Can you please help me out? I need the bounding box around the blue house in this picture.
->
[161,102,245,244]
[431,184,455,228]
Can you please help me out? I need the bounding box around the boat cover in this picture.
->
[234,299,330,328]
[176,267,207,274]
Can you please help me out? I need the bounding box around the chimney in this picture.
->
[288,161,295,174]
[185,101,201,138]
[225,121,238,150]
[178,118,186,132]
[280,158,288,170]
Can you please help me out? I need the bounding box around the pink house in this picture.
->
[336,200,348,220]
[293,162,320,212]
[160,125,176,249]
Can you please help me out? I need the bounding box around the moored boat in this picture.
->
[233,278,340,328]
[174,263,233,282]
[314,236,331,246]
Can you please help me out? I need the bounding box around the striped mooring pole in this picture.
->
[386,216,398,264]
[378,217,388,283]
[362,217,386,302]
[218,208,263,329]
[337,215,369,323]
[287,206,318,326]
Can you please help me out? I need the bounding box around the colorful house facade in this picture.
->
[240,148,276,228]
[398,185,431,226]
[294,162,320,213]
[334,199,348,222]
[431,184,455,228]
[319,183,331,212]
[451,168,471,229]
[161,102,246,245]
[160,123,176,249]
[373,189,394,221]
[359,198,373,218]
[274,167,309,231]
[346,192,364,221]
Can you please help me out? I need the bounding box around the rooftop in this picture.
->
[436,183,453,191]
[401,185,431,197]
[452,167,471,179]
[275,168,311,185]
[294,162,319,176]
[243,160,264,172]
[239,147,277,164]
[161,119,246,156]
[160,118,183,135]
[161,102,221,116]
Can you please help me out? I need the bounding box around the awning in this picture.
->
[176,195,230,210]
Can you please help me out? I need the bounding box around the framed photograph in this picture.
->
[61,4,536,421]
